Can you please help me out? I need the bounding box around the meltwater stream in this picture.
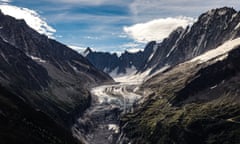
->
[71,82,142,144]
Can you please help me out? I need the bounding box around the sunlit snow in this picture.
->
[29,55,46,63]
[190,38,240,63]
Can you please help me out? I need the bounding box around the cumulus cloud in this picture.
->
[0,5,56,38]
[123,16,195,43]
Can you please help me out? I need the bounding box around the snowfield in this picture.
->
[190,38,240,63]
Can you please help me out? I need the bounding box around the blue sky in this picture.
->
[1,0,240,53]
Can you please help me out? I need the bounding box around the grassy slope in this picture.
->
[121,48,240,144]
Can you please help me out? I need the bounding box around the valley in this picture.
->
[72,76,144,144]
[1,4,240,144]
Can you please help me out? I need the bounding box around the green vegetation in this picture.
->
[121,58,240,144]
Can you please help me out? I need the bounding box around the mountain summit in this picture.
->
[142,7,240,73]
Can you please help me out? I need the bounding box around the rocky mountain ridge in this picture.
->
[86,7,240,76]
[0,10,112,144]
[119,7,240,144]
[84,41,156,76]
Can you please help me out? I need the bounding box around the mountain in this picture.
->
[141,7,240,73]
[84,41,156,76]
[85,7,240,77]
[119,7,240,144]
[0,11,112,144]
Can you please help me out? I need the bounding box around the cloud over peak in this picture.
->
[0,4,56,38]
[123,16,195,43]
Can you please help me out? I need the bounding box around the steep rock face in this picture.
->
[0,37,81,144]
[0,11,111,83]
[85,48,120,74]
[142,7,240,73]
[85,41,156,75]
[0,11,112,143]
[0,37,49,90]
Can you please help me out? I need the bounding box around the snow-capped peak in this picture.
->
[0,4,56,38]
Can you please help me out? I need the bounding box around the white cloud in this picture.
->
[122,42,141,48]
[68,45,86,53]
[126,48,143,53]
[0,4,56,38]
[123,16,195,43]
[120,42,144,53]
[0,0,11,3]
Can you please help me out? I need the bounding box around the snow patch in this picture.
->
[207,10,215,16]
[0,37,8,43]
[218,10,227,16]
[190,38,240,63]
[70,64,78,72]
[192,34,206,56]
[234,23,240,30]
[29,55,46,63]
[154,65,170,74]
[109,67,120,77]
[210,85,218,90]
[0,52,8,63]
[82,50,90,57]
[166,27,186,58]
[231,13,238,21]
[148,44,158,62]
[108,124,119,133]
[103,67,110,73]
